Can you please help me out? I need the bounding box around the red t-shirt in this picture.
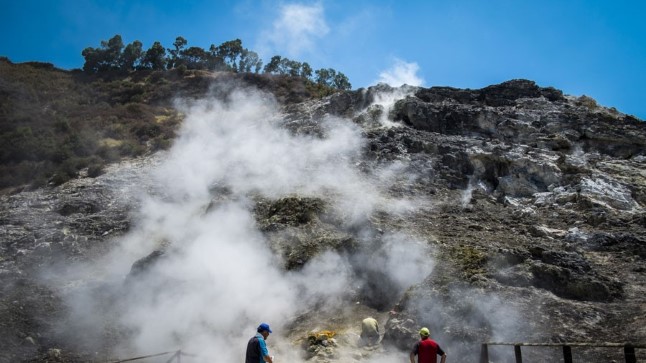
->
[411,337,445,363]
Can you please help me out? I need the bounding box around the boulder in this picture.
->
[381,317,418,350]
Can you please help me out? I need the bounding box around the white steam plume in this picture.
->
[56,85,435,361]
[376,58,425,87]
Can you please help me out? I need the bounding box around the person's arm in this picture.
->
[259,337,271,362]
[410,341,419,363]
[437,345,447,363]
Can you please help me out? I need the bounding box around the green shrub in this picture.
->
[576,95,598,109]
[51,146,73,163]
[133,123,162,139]
[54,117,71,132]
[50,172,71,186]
[87,156,105,177]
[305,81,338,98]
[449,245,488,279]
[97,145,120,162]
[51,159,78,185]
[60,157,82,175]
[148,71,165,83]
[118,139,144,156]
[151,137,172,151]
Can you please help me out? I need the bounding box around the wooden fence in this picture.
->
[480,342,645,363]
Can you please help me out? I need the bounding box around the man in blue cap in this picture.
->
[246,323,274,363]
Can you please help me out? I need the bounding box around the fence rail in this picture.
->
[480,342,646,363]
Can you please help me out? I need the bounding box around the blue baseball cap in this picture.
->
[257,323,272,333]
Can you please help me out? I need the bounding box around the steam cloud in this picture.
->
[56,85,434,361]
[376,58,425,87]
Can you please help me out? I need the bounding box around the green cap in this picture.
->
[419,327,430,337]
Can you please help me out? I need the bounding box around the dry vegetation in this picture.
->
[0,57,337,190]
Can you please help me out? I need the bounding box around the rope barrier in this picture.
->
[164,351,179,363]
[107,349,208,363]
[110,350,174,362]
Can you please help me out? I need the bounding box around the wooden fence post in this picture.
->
[480,343,489,363]
[514,345,523,363]
[624,345,636,363]
[563,345,572,363]
[481,342,643,363]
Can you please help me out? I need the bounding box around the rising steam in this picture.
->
[376,58,425,87]
[54,85,435,361]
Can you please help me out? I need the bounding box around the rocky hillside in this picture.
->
[1,71,645,363]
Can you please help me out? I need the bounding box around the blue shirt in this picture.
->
[245,333,269,363]
[257,333,269,359]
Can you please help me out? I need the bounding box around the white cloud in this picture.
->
[376,58,425,87]
[259,2,329,58]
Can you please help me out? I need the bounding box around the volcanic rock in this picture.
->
[2,77,645,362]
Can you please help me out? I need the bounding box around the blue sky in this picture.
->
[2,0,645,119]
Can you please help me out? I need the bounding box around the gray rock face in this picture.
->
[1,79,645,362]
[392,79,645,159]
[354,80,645,360]
[260,79,646,361]
[0,157,158,362]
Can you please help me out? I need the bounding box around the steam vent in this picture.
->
[1,62,645,362]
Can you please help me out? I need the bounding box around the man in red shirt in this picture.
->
[409,327,447,363]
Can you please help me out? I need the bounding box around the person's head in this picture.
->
[257,323,272,338]
[419,327,430,339]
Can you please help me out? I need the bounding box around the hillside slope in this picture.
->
[1,67,645,362]
[0,58,329,190]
